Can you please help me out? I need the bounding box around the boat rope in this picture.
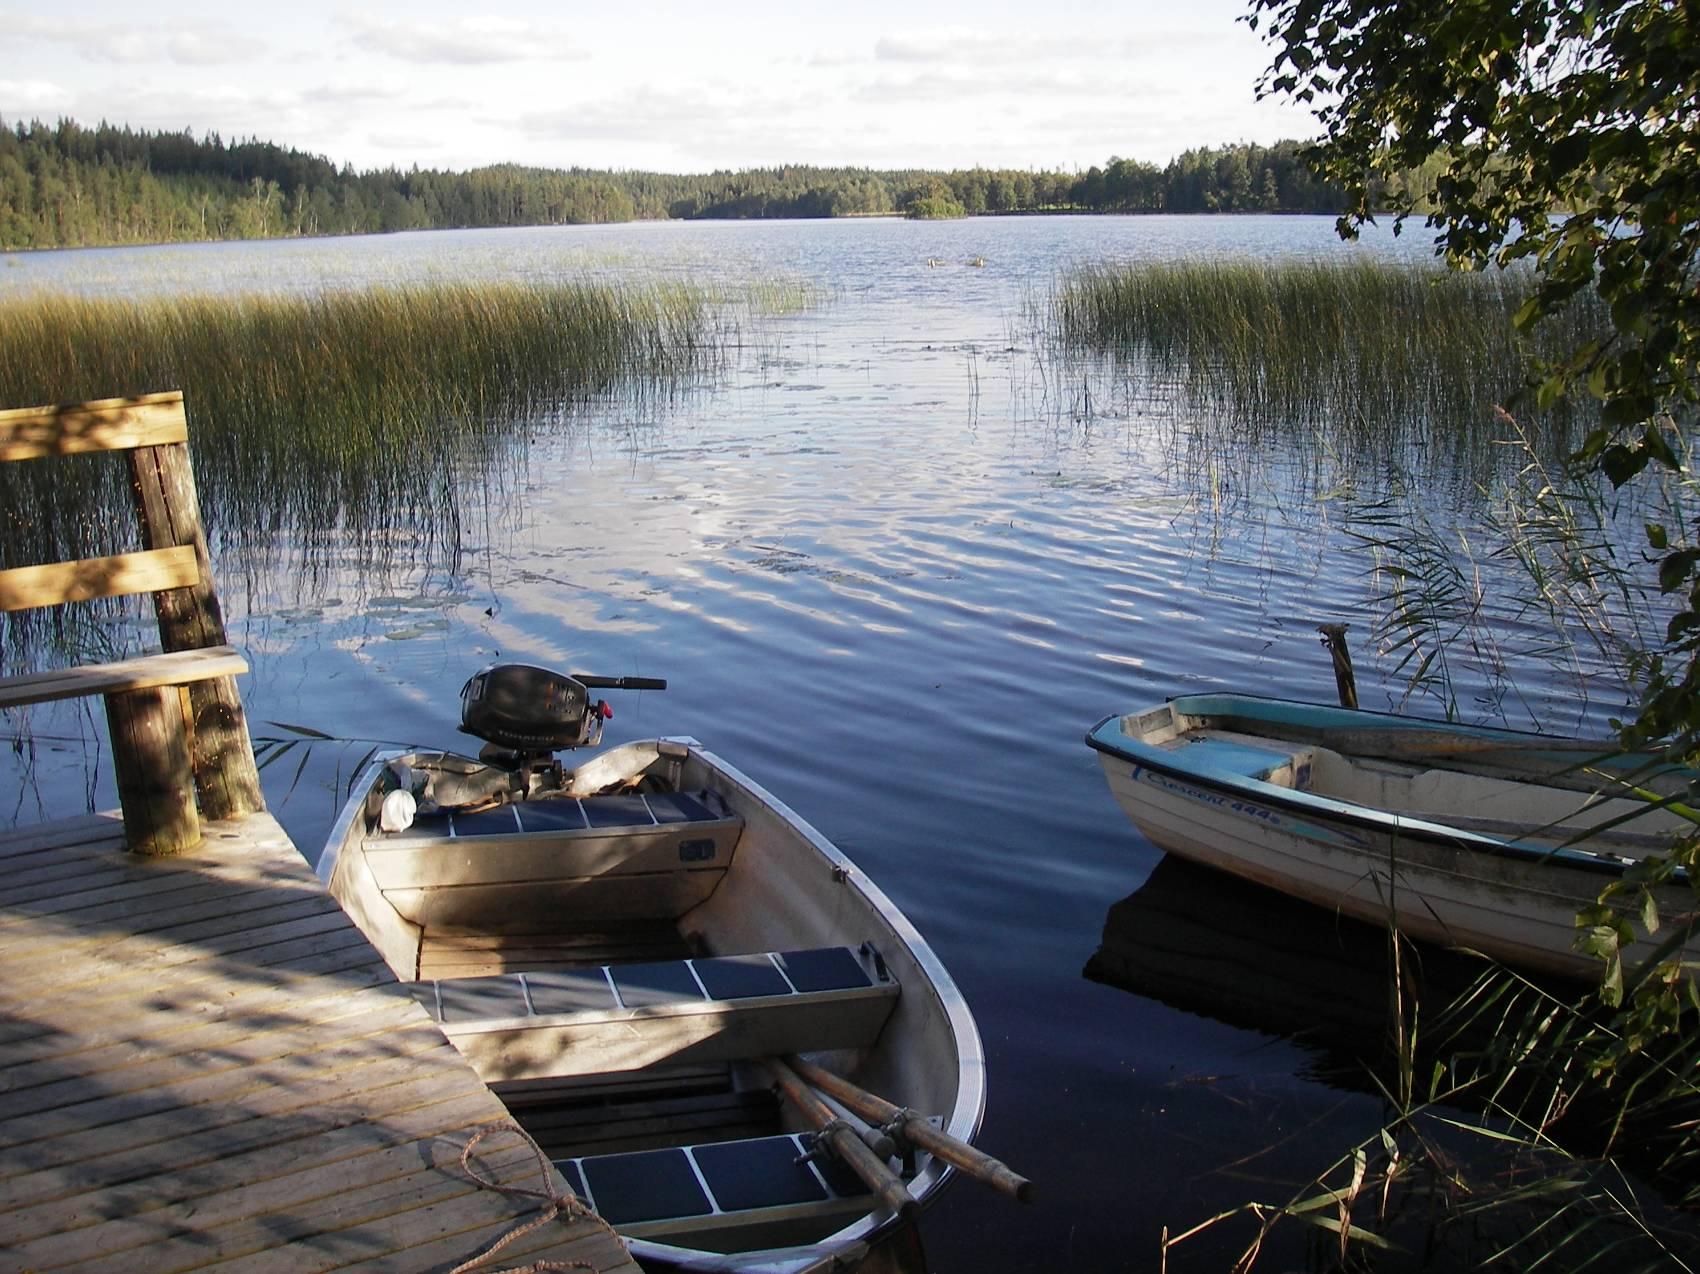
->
[450,1120,622,1273]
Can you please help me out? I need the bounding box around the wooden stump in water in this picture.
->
[1317,622,1359,710]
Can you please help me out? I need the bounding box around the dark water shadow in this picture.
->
[1084,855,1495,1092]
[1085,855,1700,1269]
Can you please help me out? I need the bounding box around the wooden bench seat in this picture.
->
[0,645,249,709]
[408,946,899,1082]
[560,1131,874,1240]
[1,392,262,855]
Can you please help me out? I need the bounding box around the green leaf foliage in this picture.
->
[1239,4,1700,1258]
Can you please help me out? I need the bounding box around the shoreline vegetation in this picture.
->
[0,117,1382,252]
[1046,257,1605,440]
[0,279,729,661]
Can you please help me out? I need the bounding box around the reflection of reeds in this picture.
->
[0,281,720,666]
[1047,257,1604,443]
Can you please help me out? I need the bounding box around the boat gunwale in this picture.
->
[1085,695,1689,886]
[679,742,988,1217]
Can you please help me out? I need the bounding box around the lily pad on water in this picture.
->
[365,594,443,610]
[383,619,451,640]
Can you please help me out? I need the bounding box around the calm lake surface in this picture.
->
[1,216,1645,1271]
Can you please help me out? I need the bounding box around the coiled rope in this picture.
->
[450,1121,623,1274]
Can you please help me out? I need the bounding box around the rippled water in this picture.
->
[1,216,1645,1271]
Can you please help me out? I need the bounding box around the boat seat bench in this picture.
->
[410,946,899,1081]
[365,791,746,928]
[1176,736,1306,784]
[560,1131,874,1239]
[380,790,731,840]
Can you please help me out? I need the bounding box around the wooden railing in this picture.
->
[0,391,264,854]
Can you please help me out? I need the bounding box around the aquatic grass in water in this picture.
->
[1345,426,1668,731]
[1165,955,1700,1272]
[1037,257,1650,725]
[0,279,723,667]
[1046,257,1606,454]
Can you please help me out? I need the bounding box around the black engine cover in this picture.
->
[459,663,593,751]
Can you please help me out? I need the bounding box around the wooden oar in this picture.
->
[786,1056,1035,1204]
[762,1058,918,1220]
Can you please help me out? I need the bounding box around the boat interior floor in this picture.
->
[495,1054,879,1247]
[417,922,693,980]
[1166,727,1681,853]
[498,1064,786,1159]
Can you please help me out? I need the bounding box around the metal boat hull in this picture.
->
[1088,695,1698,980]
[320,737,984,1272]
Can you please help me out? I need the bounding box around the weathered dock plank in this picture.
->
[0,812,122,856]
[0,934,382,1052]
[2,1041,463,1181]
[0,1019,450,1156]
[0,810,637,1273]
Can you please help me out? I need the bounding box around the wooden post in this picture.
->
[106,686,200,855]
[127,438,264,819]
[1316,622,1358,710]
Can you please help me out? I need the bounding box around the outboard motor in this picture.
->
[377,664,667,832]
[459,662,667,761]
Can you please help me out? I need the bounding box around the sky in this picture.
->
[2,0,1321,176]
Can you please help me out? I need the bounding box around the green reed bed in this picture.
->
[0,280,721,667]
[0,280,717,551]
[1048,257,1605,446]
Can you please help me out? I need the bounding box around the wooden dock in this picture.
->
[0,809,639,1274]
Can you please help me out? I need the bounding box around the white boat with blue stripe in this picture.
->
[1087,693,1699,981]
[320,664,986,1272]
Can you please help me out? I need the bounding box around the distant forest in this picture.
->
[0,117,1361,251]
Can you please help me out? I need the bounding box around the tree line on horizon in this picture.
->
[0,117,1358,251]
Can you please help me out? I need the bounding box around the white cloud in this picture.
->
[875,30,1113,66]
[4,13,264,64]
[346,15,586,65]
[851,69,1118,105]
[367,130,452,155]
[0,0,1317,173]
[0,79,73,114]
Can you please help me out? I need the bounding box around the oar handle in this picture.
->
[787,1056,1034,1203]
[763,1059,917,1220]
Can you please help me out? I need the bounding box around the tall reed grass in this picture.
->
[0,280,723,667]
[1046,257,1605,454]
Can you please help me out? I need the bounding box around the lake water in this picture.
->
[1,215,1646,1271]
